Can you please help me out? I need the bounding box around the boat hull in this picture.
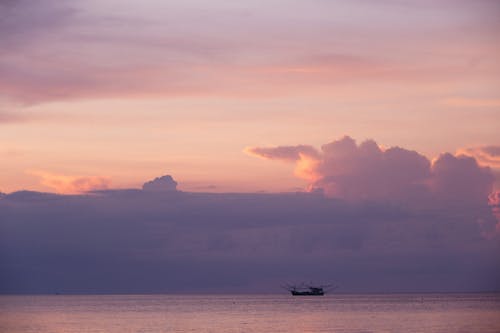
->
[291,291,324,296]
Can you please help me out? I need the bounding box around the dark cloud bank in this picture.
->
[1,137,500,294]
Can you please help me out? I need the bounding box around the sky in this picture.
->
[0,0,499,293]
[1,0,499,193]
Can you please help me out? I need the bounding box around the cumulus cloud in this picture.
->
[430,153,494,205]
[246,145,321,181]
[247,136,499,236]
[29,170,111,194]
[489,191,500,232]
[142,175,178,192]
[455,145,500,192]
[316,137,433,202]
[248,136,494,202]
[458,146,500,169]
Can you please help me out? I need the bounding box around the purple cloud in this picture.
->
[489,191,500,234]
[248,136,499,236]
[0,169,499,293]
[315,137,432,202]
[142,175,178,192]
[430,153,494,205]
[249,136,495,204]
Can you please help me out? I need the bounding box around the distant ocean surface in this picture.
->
[1,293,499,333]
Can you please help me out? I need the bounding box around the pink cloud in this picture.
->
[316,137,432,201]
[0,111,25,124]
[29,170,111,194]
[247,136,499,234]
[245,145,321,182]
[247,136,432,202]
[458,146,500,169]
[457,146,500,192]
[245,145,319,162]
[442,97,500,108]
[0,110,60,125]
[2,1,498,105]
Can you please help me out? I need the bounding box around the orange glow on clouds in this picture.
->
[457,147,500,169]
[28,170,111,194]
[245,146,321,186]
[294,153,321,183]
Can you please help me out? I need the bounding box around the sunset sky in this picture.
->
[1,0,499,194]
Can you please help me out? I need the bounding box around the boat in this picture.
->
[283,283,336,296]
[291,286,325,296]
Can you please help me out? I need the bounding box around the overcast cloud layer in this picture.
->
[1,138,499,293]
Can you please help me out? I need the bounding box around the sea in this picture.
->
[1,293,499,333]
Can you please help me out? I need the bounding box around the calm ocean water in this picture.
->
[0,294,499,333]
